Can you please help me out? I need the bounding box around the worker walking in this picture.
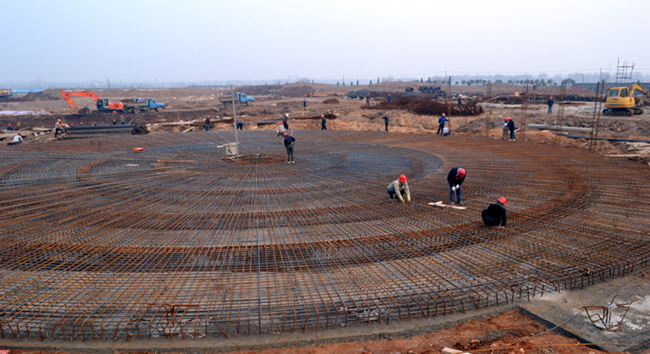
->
[276,122,286,143]
[505,117,516,141]
[457,94,463,106]
[204,115,211,131]
[303,95,308,109]
[482,198,507,227]
[365,93,371,107]
[236,121,244,130]
[447,167,466,205]
[320,115,327,130]
[283,132,296,164]
[547,96,554,114]
[382,112,390,132]
[283,113,289,129]
[437,113,448,135]
[387,174,411,203]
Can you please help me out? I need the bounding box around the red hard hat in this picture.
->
[399,174,407,183]
[498,197,507,205]
[457,168,466,178]
[277,122,282,125]
[283,132,288,136]
[7,124,11,126]
[113,111,117,114]
[504,117,511,121]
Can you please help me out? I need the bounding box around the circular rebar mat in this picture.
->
[0,130,648,342]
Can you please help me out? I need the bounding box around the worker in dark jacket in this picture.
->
[320,115,327,130]
[447,167,466,205]
[283,132,296,164]
[547,96,554,114]
[382,112,390,132]
[387,174,411,203]
[505,117,516,141]
[482,198,507,226]
[437,113,448,135]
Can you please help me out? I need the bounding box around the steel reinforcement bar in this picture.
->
[0,130,647,342]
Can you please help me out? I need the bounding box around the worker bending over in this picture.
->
[482,198,507,226]
[9,134,23,145]
[447,167,466,205]
[387,174,411,203]
[54,118,68,138]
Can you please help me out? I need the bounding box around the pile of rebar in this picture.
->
[0,130,648,342]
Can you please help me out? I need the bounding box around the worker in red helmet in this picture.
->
[54,118,67,138]
[504,117,516,141]
[547,96,554,114]
[6,123,14,131]
[387,174,411,203]
[447,167,466,205]
[482,197,507,226]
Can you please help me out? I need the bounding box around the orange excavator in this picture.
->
[60,90,124,114]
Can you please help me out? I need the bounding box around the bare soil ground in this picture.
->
[1,83,648,353]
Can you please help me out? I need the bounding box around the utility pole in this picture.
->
[232,85,238,144]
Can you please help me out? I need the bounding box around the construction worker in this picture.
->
[365,93,371,107]
[482,198,507,227]
[502,117,509,140]
[382,112,390,132]
[457,94,463,106]
[236,121,244,130]
[54,118,67,138]
[447,167,466,205]
[303,95,307,109]
[6,123,14,131]
[283,113,289,129]
[9,133,23,145]
[283,132,296,163]
[120,115,126,125]
[437,113,448,135]
[547,96,554,114]
[204,115,211,131]
[276,122,286,143]
[387,174,411,203]
[505,117,516,141]
[320,115,327,130]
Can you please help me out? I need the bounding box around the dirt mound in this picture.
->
[20,89,63,101]
[279,85,315,97]
[372,96,484,116]
[323,98,340,104]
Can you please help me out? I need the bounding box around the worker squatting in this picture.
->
[387,169,507,228]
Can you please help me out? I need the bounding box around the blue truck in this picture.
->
[220,92,254,107]
[124,98,167,113]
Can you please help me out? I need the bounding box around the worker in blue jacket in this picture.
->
[447,167,466,205]
[437,113,448,135]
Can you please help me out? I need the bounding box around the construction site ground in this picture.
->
[0,83,649,353]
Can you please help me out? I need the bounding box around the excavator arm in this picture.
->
[629,84,648,106]
[60,91,101,109]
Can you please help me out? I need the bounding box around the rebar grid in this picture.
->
[0,131,648,342]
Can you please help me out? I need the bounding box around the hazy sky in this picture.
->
[2,0,648,85]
